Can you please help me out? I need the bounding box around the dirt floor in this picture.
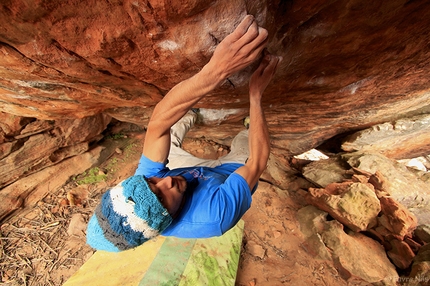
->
[0,127,350,286]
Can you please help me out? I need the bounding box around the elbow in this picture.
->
[256,162,268,175]
[246,157,268,177]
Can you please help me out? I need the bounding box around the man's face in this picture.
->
[146,176,187,218]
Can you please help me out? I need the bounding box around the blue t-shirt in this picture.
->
[134,155,256,238]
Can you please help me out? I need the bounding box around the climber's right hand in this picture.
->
[204,15,268,83]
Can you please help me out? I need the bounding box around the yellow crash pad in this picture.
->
[64,220,244,286]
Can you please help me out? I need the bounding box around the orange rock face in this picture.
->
[1,0,430,155]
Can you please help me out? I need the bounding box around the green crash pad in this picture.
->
[64,220,245,286]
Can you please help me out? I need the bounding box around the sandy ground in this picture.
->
[1,128,346,286]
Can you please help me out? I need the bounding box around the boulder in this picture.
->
[387,239,415,270]
[321,220,398,284]
[297,205,335,261]
[414,225,430,244]
[0,114,111,188]
[302,157,351,188]
[297,205,328,238]
[0,132,63,188]
[306,182,381,232]
[341,114,430,160]
[406,243,430,286]
[0,146,104,221]
[343,152,430,225]
[0,1,430,156]
[303,152,430,225]
[378,196,418,240]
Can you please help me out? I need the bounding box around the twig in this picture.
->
[15,253,32,269]
[39,221,60,230]
[39,236,58,257]
[49,259,60,272]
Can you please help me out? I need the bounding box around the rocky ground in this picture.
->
[0,122,429,285]
[0,126,336,286]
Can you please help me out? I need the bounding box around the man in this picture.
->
[86,15,281,252]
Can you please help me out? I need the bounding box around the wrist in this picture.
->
[199,61,226,89]
[249,92,263,104]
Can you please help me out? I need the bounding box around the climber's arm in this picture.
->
[143,15,268,163]
[235,54,281,190]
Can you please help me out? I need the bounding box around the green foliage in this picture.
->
[74,138,140,186]
[124,143,138,159]
[106,133,126,140]
[105,158,118,173]
[75,167,107,185]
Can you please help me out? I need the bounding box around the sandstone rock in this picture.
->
[367,171,392,197]
[415,225,430,243]
[297,205,328,238]
[0,114,111,188]
[374,225,393,239]
[245,240,266,259]
[104,106,153,127]
[1,1,430,156]
[387,239,415,270]
[16,120,54,139]
[0,112,33,141]
[302,233,332,261]
[306,182,380,232]
[406,262,430,286]
[260,153,301,190]
[297,205,332,260]
[0,146,104,221]
[0,141,18,161]
[0,132,63,188]
[343,152,430,225]
[341,114,430,160]
[321,220,398,284]
[67,213,87,237]
[413,243,430,264]
[56,114,111,146]
[378,196,418,240]
[49,142,91,164]
[404,237,422,254]
[407,243,430,286]
[302,157,351,188]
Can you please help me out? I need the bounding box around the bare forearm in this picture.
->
[234,53,280,190]
[247,96,270,173]
[149,66,222,132]
[245,54,280,174]
[235,95,270,189]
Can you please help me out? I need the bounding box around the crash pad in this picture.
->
[63,220,244,286]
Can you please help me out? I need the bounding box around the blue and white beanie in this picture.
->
[86,175,173,252]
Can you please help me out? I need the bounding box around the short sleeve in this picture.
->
[217,173,253,234]
[134,155,169,177]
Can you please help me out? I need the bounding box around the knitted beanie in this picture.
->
[86,175,173,252]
